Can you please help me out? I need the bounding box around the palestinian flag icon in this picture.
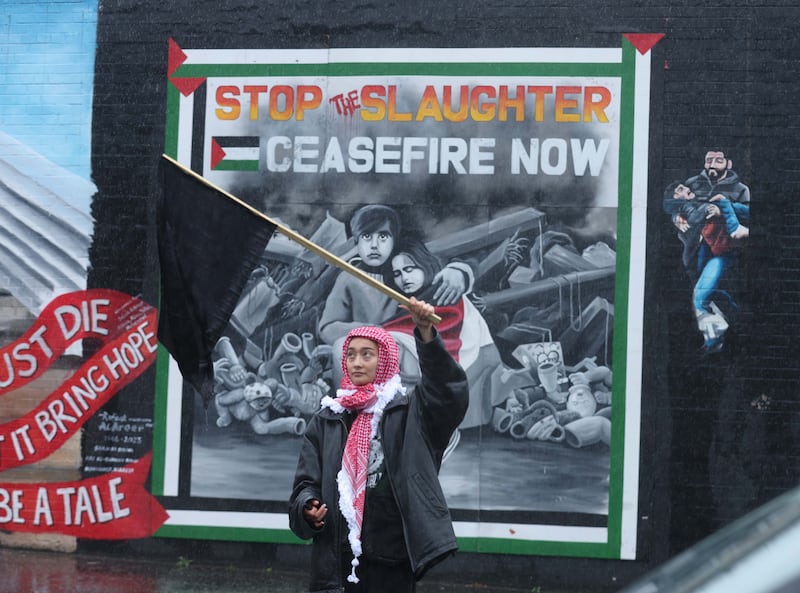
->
[210,136,260,171]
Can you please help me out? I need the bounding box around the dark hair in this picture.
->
[705,147,728,157]
[350,205,400,241]
[664,180,682,202]
[390,236,442,295]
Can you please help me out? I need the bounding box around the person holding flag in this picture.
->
[157,158,465,587]
[289,297,468,593]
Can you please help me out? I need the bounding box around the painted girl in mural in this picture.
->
[383,235,507,430]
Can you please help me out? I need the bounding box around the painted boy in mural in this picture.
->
[665,149,750,353]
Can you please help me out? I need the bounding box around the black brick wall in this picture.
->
[88,2,800,590]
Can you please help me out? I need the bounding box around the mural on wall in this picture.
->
[0,0,97,316]
[154,36,659,559]
[0,289,166,538]
[0,1,165,540]
[662,149,750,354]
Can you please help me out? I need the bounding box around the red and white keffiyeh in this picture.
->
[319,325,404,584]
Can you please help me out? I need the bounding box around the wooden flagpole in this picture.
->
[161,154,442,324]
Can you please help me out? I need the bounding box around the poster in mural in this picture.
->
[154,37,657,559]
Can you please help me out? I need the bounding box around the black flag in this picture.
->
[156,156,275,402]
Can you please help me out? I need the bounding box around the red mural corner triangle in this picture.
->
[624,33,665,55]
[170,76,206,97]
[168,38,206,97]
[167,38,187,77]
[211,139,227,169]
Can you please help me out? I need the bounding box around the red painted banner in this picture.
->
[0,289,156,395]
[0,289,158,471]
[0,452,168,538]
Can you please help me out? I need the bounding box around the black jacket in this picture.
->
[685,169,750,204]
[288,329,469,592]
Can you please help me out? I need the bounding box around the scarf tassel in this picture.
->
[347,557,360,583]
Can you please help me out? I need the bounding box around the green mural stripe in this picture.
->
[604,37,638,558]
[163,84,181,159]
[150,346,171,496]
[457,537,617,559]
[152,81,181,497]
[156,524,305,544]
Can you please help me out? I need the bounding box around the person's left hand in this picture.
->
[432,267,466,306]
[400,297,435,342]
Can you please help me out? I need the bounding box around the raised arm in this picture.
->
[400,297,468,451]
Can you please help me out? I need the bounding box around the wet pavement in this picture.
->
[0,543,613,593]
[1,545,303,593]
